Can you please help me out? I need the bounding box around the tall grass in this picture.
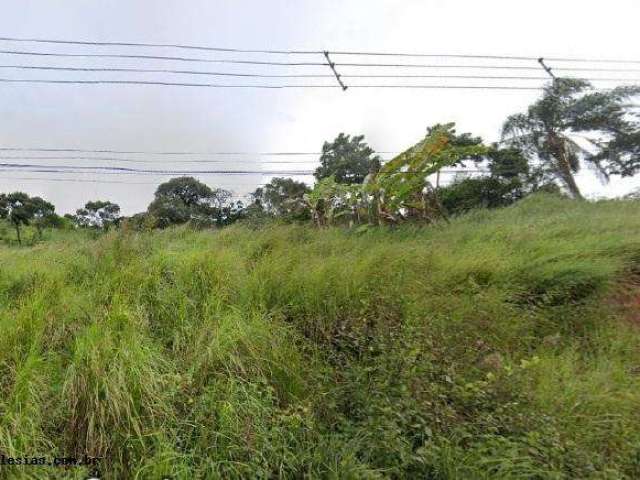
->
[1,194,640,478]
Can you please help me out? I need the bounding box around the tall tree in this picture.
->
[147,176,233,227]
[315,133,381,184]
[75,200,121,231]
[0,192,36,244]
[251,177,310,221]
[502,78,640,199]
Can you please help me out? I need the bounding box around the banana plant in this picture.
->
[368,123,488,223]
[305,177,365,227]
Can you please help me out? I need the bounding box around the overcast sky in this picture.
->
[1,0,639,214]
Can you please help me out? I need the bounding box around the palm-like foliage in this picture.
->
[502,78,640,199]
[305,177,363,226]
[371,123,487,221]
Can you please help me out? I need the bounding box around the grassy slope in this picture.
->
[1,194,639,479]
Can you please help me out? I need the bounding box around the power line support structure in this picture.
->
[537,57,556,79]
[323,51,348,90]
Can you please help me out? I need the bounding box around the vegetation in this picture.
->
[1,194,640,478]
[251,177,310,222]
[0,77,638,478]
[75,200,121,232]
[315,133,381,184]
[438,146,560,215]
[147,176,242,228]
[502,79,640,199]
[4,79,635,240]
[0,192,61,245]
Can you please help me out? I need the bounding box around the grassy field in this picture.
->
[1,193,640,479]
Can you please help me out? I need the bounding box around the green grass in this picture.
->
[1,193,640,479]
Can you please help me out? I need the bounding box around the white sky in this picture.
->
[0,0,639,214]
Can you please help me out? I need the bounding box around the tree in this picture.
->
[30,196,56,238]
[147,176,234,228]
[439,144,563,215]
[75,200,121,231]
[502,78,640,199]
[251,177,310,221]
[315,133,381,184]
[0,192,36,244]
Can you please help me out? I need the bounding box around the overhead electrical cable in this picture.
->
[0,155,331,164]
[0,35,324,55]
[2,49,639,72]
[0,78,545,90]
[0,175,271,187]
[0,35,639,64]
[0,65,637,83]
[0,147,331,155]
[0,162,316,175]
[0,64,335,78]
[0,49,327,65]
[0,162,496,175]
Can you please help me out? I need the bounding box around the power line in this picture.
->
[327,63,543,70]
[338,64,640,72]
[0,155,328,164]
[354,85,541,90]
[0,49,327,66]
[549,66,640,73]
[1,176,160,185]
[1,65,638,83]
[344,74,640,81]
[0,162,500,176]
[0,162,316,175]
[329,52,640,64]
[0,78,336,88]
[2,49,640,73]
[0,78,545,90]
[0,147,330,155]
[0,173,271,187]
[1,35,639,64]
[0,64,334,78]
[0,35,323,55]
[1,166,588,181]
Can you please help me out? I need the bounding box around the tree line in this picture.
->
[2,78,639,242]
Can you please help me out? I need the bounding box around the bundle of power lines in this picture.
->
[0,35,639,90]
[0,35,638,188]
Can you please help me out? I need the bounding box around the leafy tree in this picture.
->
[315,133,381,184]
[251,177,310,221]
[440,176,524,214]
[75,200,121,231]
[439,145,562,215]
[0,192,36,244]
[30,196,56,238]
[502,78,640,199]
[147,176,234,228]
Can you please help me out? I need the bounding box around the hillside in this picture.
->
[1,194,640,479]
